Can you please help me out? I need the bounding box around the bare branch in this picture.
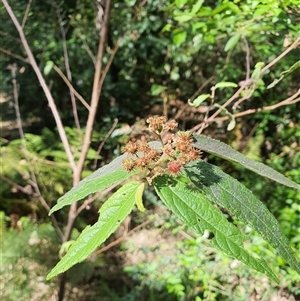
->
[21,0,32,28]
[75,0,112,182]
[0,46,29,63]
[6,63,64,241]
[214,89,300,122]
[93,118,118,170]
[261,36,300,74]
[54,1,81,140]
[53,65,90,111]
[2,0,77,174]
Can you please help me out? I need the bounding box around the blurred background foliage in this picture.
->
[0,0,299,300]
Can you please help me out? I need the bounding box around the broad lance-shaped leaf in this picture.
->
[47,181,139,279]
[193,134,300,190]
[186,160,300,275]
[49,141,160,215]
[49,154,137,215]
[153,175,279,283]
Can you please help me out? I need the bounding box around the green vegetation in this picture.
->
[1,0,299,300]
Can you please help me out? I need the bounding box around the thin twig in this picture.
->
[76,30,97,67]
[2,0,77,174]
[7,63,64,241]
[174,76,215,121]
[75,0,112,182]
[213,90,300,122]
[53,65,90,111]
[93,118,118,170]
[0,46,29,63]
[0,174,30,194]
[54,1,82,140]
[21,0,32,28]
[98,40,120,92]
[261,36,300,74]
[64,0,112,247]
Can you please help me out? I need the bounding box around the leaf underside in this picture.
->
[185,160,300,275]
[153,175,279,283]
[47,181,139,279]
[193,134,300,190]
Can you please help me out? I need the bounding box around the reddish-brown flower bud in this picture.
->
[167,160,183,176]
[123,141,138,155]
[164,119,178,131]
[188,148,201,161]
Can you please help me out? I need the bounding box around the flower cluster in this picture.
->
[122,116,201,182]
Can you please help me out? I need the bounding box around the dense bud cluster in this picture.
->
[122,116,201,182]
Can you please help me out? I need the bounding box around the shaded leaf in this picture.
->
[193,134,300,190]
[185,160,300,275]
[154,175,279,282]
[47,181,139,279]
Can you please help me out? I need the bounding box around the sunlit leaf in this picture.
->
[191,0,204,14]
[173,30,187,46]
[188,94,210,107]
[174,14,194,23]
[224,34,241,52]
[175,0,188,9]
[135,182,146,212]
[215,82,238,89]
[154,175,279,282]
[44,61,54,76]
[49,154,137,215]
[47,181,139,279]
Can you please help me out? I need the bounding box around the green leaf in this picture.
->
[161,24,172,32]
[251,62,265,80]
[173,30,187,46]
[224,34,241,52]
[227,114,236,131]
[188,94,210,107]
[185,160,300,275]
[44,61,54,76]
[215,82,238,89]
[253,6,270,18]
[153,175,279,282]
[193,134,300,190]
[49,154,137,215]
[267,60,300,89]
[174,14,194,23]
[135,182,146,212]
[191,0,204,14]
[47,181,139,279]
[175,0,188,8]
[151,84,167,96]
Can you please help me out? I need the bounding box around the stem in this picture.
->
[2,0,77,173]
